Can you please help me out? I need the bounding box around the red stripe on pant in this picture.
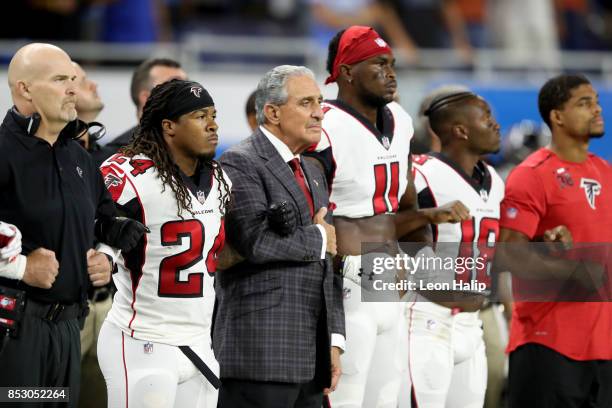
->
[407,301,419,407]
[122,332,129,408]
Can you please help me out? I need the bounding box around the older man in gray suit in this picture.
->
[214,65,344,408]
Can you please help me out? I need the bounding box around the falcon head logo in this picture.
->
[190,86,202,98]
[104,173,123,189]
[580,178,601,209]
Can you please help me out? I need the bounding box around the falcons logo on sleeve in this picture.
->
[580,178,601,209]
[104,172,123,189]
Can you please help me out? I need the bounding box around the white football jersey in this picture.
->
[315,100,413,218]
[100,153,230,346]
[413,153,504,288]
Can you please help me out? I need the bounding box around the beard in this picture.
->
[60,108,78,122]
[362,92,392,108]
[358,83,393,108]
[588,120,605,139]
[198,151,215,162]
[589,130,605,139]
[478,145,501,156]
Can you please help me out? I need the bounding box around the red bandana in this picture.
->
[325,26,393,85]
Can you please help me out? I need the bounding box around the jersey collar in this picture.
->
[430,152,492,197]
[325,99,395,150]
[178,160,213,204]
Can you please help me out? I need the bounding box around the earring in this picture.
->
[348,79,353,84]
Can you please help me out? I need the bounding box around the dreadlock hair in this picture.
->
[538,74,590,129]
[327,29,346,75]
[122,79,231,217]
[424,91,479,144]
[204,159,232,217]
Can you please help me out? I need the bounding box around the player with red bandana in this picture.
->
[306,25,428,408]
[500,74,612,407]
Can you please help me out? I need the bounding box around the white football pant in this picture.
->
[97,321,218,408]
[399,297,487,408]
[330,254,407,408]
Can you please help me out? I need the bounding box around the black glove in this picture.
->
[95,217,150,252]
[267,201,297,236]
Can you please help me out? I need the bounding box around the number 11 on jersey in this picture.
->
[373,161,400,214]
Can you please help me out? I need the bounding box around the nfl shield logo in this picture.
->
[555,167,574,188]
[197,190,206,204]
[426,319,437,330]
[479,189,489,202]
[374,38,388,48]
[506,207,518,219]
[343,287,351,300]
[382,136,390,149]
[144,342,154,354]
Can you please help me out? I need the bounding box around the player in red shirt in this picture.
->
[500,74,612,407]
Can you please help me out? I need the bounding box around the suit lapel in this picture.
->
[253,130,313,224]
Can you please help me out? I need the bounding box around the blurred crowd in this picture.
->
[2,0,612,58]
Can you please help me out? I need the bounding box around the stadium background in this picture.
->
[0,0,611,162]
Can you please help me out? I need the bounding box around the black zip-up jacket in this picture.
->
[0,109,117,303]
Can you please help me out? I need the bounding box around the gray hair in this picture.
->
[255,65,315,125]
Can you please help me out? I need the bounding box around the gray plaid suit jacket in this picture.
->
[214,129,345,384]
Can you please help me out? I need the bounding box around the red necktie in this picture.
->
[289,158,314,216]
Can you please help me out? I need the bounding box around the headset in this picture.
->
[10,106,106,142]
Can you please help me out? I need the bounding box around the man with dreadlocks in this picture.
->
[97,79,230,408]
[404,91,503,408]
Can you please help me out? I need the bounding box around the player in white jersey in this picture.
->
[97,79,231,408]
[304,26,429,408]
[402,91,504,408]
